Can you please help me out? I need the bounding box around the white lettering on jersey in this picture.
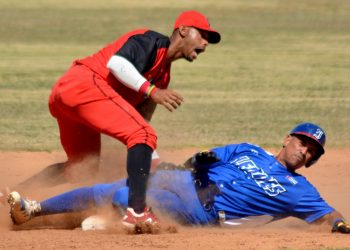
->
[231,156,286,197]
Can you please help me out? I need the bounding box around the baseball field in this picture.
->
[0,0,350,249]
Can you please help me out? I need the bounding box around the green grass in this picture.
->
[0,0,350,151]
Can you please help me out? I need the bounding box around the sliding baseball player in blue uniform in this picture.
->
[7,123,350,234]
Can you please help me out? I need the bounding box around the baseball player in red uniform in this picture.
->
[47,10,221,231]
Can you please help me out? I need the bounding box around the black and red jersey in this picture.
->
[75,29,171,107]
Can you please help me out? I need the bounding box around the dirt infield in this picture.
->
[1,148,350,250]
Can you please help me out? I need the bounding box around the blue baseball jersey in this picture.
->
[92,143,334,226]
[207,143,334,223]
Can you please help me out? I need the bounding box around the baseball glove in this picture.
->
[193,150,220,165]
[181,150,220,172]
[156,150,220,172]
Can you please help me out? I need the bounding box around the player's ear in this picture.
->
[178,25,190,38]
[282,135,292,148]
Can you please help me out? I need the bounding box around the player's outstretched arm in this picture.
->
[313,210,350,234]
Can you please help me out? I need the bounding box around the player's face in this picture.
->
[279,135,319,171]
[181,27,209,62]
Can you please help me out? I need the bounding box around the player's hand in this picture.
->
[150,88,184,112]
[332,219,350,234]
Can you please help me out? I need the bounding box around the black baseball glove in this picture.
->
[332,219,350,234]
[156,150,220,172]
[182,150,220,172]
[194,150,220,165]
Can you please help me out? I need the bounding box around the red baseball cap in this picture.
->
[174,10,221,44]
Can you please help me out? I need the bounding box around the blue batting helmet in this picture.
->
[290,122,326,167]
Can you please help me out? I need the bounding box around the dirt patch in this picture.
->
[0,147,350,249]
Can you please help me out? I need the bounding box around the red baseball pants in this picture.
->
[49,64,157,166]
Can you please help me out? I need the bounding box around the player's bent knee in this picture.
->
[126,126,157,150]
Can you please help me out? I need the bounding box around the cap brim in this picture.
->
[291,133,325,154]
[197,28,221,44]
[208,30,221,44]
